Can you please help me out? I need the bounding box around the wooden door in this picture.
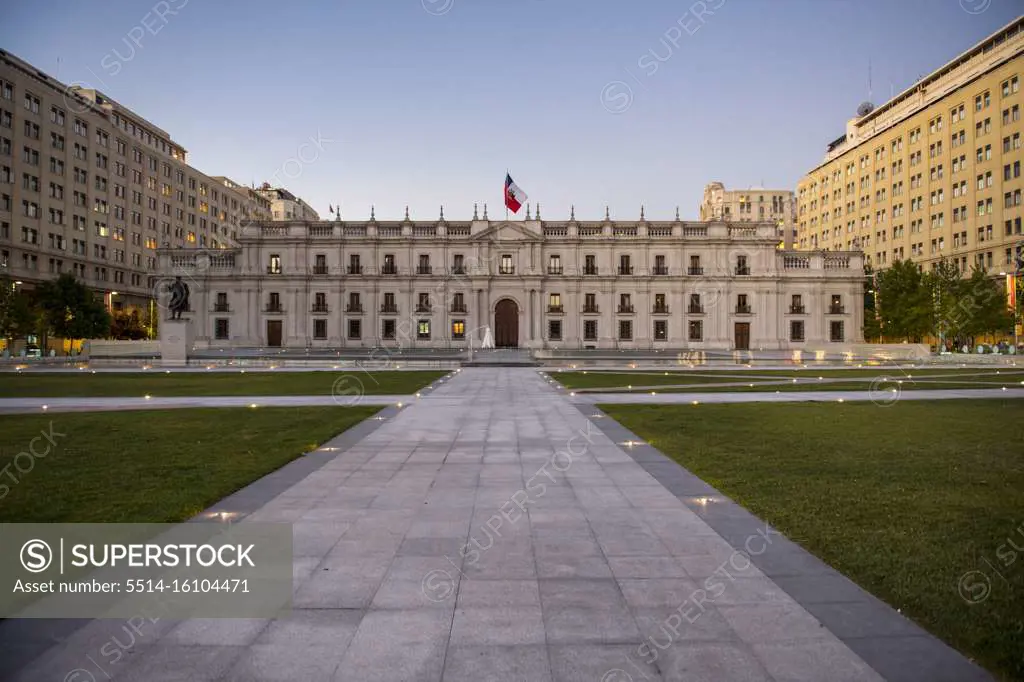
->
[734,322,750,351]
[266,320,283,347]
[494,299,519,348]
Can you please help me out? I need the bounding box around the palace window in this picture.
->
[417,320,431,339]
[584,320,598,341]
[548,320,562,341]
[314,319,328,339]
[688,320,703,341]
[347,319,361,340]
[618,320,632,341]
[790,320,804,342]
[214,319,229,340]
[382,319,396,339]
[653,320,667,340]
[451,320,465,339]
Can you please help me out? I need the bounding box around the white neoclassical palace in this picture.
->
[158,212,866,350]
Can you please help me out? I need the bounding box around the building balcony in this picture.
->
[652,306,670,314]
[583,267,599,276]
[416,266,432,275]
[652,266,669,275]
[312,265,329,275]
[618,266,633,275]
[829,305,846,314]
[735,305,752,314]
[688,305,704,314]
[381,266,398,275]
[450,305,467,313]
[547,267,563,275]
[582,306,600,314]
[451,266,466,275]
[617,305,635,314]
[265,304,283,313]
[790,305,806,314]
[344,304,362,313]
[547,305,564,314]
[347,265,363,275]
[266,267,282,275]
[213,303,230,312]
[498,267,515,275]
[380,304,398,314]
[312,304,330,313]
[688,267,704,275]
[735,266,751,275]
[415,304,432,313]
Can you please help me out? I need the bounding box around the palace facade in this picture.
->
[159,213,866,350]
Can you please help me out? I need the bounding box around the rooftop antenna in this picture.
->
[868,59,872,101]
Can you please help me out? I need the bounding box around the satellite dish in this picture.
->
[857,101,875,117]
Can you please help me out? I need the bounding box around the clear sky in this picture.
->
[2,0,1020,221]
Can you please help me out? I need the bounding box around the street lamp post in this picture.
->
[1014,243,1023,352]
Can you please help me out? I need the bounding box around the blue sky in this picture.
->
[2,0,1020,220]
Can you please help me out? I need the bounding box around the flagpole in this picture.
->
[505,168,509,220]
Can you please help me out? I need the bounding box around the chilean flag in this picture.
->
[504,173,528,214]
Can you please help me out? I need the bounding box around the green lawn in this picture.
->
[0,407,380,523]
[0,370,447,397]
[601,400,1024,681]
[553,368,1024,391]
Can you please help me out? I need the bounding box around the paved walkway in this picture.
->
[0,395,408,414]
[571,387,1024,405]
[4,386,1023,415]
[5,368,991,681]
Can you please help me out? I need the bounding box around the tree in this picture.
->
[0,277,39,350]
[111,309,148,340]
[36,274,111,342]
[928,258,966,350]
[959,267,1013,343]
[875,260,933,342]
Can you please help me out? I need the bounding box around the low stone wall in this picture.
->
[534,344,932,366]
[86,339,161,357]
[925,353,1020,365]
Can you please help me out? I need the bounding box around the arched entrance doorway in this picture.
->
[494,299,519,348]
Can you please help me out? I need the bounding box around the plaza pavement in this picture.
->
[3,367,995,681]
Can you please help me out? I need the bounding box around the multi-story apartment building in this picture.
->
[0,50,276,311]
[700,182,796,248]
[797,18,1023,280]
[160,212,864,350]
[255,184,320,221]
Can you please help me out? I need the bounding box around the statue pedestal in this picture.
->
[160,319,194,367]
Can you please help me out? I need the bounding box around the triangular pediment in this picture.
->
[469,221,541,242]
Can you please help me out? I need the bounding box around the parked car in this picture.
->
[24,345,42,358]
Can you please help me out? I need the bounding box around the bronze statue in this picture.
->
[169,276,190,320]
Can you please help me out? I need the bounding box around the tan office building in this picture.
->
[700,182,796,248]
[0,50,280,311]
[160,212,864,351]
[256,184,320,221]
[796,18,1023,279]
